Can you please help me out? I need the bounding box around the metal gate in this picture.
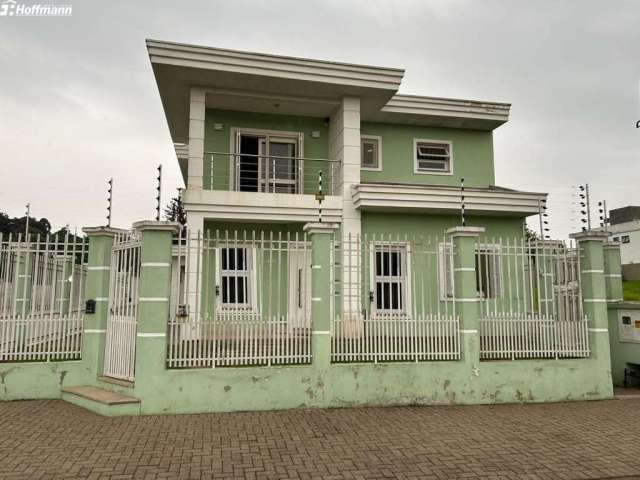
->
[103,232,141,381]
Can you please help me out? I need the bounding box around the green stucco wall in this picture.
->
[361,212,523,239]
[360,122,495,188]
[203,109,330,194]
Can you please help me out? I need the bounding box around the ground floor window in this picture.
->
[438,243,502,299]
[372,244,409,316]
[217,247,256,311]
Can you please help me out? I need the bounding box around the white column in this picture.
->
[187,87,206,190]
[184,212,204,339]
[330,97,362,327]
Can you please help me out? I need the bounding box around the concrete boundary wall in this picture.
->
[0,223,616,416]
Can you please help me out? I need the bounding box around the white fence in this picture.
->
[103,232,140,381]
[480,316,590,360]
[331,234,461,363]
[167,230,312,368]
[475,238,589,359]
[0,232,88,361]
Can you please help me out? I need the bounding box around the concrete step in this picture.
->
[62,385,141,416]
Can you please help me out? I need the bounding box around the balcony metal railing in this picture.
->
[203,151,342,195]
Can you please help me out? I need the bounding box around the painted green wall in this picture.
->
[361,212,523,239]
[360,122,495,188]
[203,109,330,194]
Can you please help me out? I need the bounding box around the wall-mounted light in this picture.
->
[213,123,224,131]
[310,131,321,138]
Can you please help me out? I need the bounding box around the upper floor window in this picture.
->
[414,139,452,175]
[622,235,631,244]
[361,135,382,171]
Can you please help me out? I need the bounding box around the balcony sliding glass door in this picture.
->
[235,130,302,194]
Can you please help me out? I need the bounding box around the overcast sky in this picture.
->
[0,0,638,239]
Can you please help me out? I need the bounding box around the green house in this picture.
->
[0,40,624,416]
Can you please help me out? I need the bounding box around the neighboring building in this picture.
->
[607,206,640,280]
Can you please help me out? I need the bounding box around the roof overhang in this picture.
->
[147,39,405,144]
[364,94,511,131]
[352,183,545,217]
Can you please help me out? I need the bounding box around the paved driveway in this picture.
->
[1,399,639,480]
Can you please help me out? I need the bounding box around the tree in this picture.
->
[164,196,187,233]
[0,211,52,239]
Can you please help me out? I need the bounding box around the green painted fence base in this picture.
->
[0,354,612,416]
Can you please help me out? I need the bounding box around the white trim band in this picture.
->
[311,265,322,269]
[139,297,169,302]
[582,269,604,274]
[605,273,622,278]
[461,329,478,334]
[456,298,479,303]
[583,299,608,303]
[141,262,171,267]
[87,266,110,271]
[95,297,109,302]
[588,328,608,333]
[454,267,475,272]
[313,330,331,335]
[312,297,322,302]
[84,329,106,334]
[137,332,166,338]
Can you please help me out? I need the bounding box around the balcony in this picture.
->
[182,152,343,223]
[204,151,341,196]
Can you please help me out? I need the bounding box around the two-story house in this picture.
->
[148,39,546,327]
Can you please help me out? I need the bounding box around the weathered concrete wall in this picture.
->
[0,361,90,401]
[1,355,610,414]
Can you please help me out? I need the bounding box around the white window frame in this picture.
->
[230,127,305,193]
[475,244,502,299]
[413,138,453,175]
[361,135,383,171]
[437,242,502,300]
[215,245,259,313]
[369,242,411,317]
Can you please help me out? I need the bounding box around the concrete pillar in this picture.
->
[187,87,206,190]
[603,241,623,303]
[330,96,361,322]
[304,222,339,368]
[447,226,484,369]
[132,221,180,381]
[570,230,611,359]
[82,227,124,379]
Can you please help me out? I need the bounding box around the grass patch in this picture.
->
[623,280,640,301]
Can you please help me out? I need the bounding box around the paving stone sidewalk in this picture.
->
[1,399,639,480]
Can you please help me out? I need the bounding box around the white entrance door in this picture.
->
[288,248,311,329]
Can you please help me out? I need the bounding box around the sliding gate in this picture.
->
[103,232,141,381]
